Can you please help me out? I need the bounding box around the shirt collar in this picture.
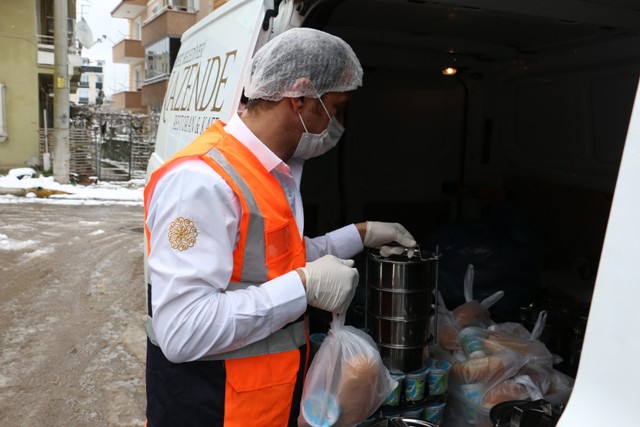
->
[224,113,284,174]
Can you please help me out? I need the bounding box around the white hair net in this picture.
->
[243,27,363,101]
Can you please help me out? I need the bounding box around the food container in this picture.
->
[301,391,339,427]
[402,407,424,419]
[423,399,447,426]
[404,368,429,402]
[366,248,439,373]
[384,373,406,406]
[457,383,487,424]
[457,326,487,359]
[426,358,451,395]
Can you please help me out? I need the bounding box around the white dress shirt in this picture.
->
[146,114,363,363]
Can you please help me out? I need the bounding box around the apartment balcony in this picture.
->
[141,7,196,46]
[37,35,82,70]
[112,39,145,64]
[111,0,146,19]
[111,90,144,112]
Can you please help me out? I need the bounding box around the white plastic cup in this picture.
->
[404,368,429,402]
[426,358,451,395]
[458,383,486,424]
[457,327,487,359]
[402,406,424,419]
[423,400,447,425]
[384,373,405,406]
[302,391,339,427]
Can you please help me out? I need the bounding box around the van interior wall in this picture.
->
[302,68,465,242]
[301,33,638,321]
[491,60,637,304]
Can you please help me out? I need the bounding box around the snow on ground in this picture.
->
[0,168,144,206]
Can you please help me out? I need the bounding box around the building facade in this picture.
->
[110,0,228,113]
[70,57,105,106]
[0,0,81,170]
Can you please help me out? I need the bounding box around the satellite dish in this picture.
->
[76,17,95,48]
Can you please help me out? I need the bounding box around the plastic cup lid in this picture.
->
[428,358,451,371]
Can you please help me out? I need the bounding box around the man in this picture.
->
[144,28,416,427]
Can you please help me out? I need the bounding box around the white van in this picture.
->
[148,1,640,425]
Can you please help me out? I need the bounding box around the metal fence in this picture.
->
[39,111,158,182]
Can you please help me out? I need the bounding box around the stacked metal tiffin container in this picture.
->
[364,248,450,426]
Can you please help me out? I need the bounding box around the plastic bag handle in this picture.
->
[437,291,448,312]
[463,264,475,302]
[480,290,505,309]
[515,374,544,401]
[529,310,547,341]
[331,312,346,329]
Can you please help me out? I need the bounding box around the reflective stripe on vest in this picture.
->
[147,313,305,361]
[207,148,267,283]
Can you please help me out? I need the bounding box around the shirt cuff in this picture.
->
[260,270,307,331]
[327,224,364,259]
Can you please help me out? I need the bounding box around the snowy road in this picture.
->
[0,202,147,426]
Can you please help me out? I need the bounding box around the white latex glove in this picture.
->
[364,221,417,257]
[300,255,359,314]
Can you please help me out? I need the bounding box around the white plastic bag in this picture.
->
[452,264,504,329]
[435,264,504,351]
[298,314,396,427]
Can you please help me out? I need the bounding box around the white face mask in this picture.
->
[292,98,345,160]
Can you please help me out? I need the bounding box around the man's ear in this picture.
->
[288,96,306,114]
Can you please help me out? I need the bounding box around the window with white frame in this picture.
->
[78,88,89,104]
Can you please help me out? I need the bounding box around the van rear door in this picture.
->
[148,0,276,174]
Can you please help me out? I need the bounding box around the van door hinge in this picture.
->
[263,0,284,30]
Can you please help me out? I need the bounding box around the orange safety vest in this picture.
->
[144,120,308,426]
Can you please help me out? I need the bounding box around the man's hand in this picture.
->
[362,221,417,256]
[297,255,359,314]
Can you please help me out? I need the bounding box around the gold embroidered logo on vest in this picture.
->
[168,217,198,251]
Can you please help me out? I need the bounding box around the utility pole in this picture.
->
[53,0,70,184]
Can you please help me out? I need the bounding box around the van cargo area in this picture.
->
[145,0,640,424]
[293,0,640,375]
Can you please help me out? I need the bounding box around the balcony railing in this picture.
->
[43,16,75,45]
[37,17,82,67]
[36,35,82,55]
[36,34,83,66]
[144,1,197,24]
